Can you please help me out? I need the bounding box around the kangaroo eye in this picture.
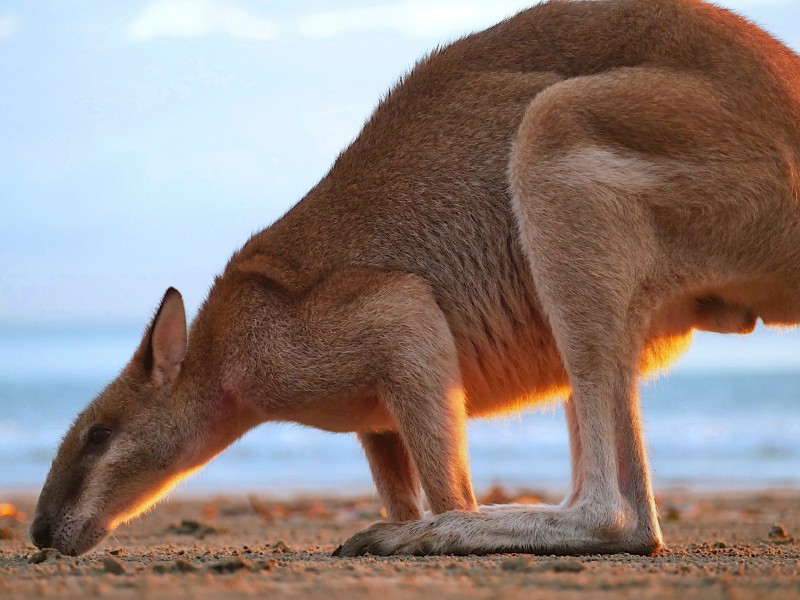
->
[87,426,112,447]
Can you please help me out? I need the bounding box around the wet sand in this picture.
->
[2,488,800,599]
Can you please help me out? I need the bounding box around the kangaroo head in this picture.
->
[30,288,204,555]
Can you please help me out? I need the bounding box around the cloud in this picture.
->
[0,14,19,40]
[127,0,278,42]
[298,1,535,39]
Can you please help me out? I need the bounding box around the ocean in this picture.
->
[2,322,800,498]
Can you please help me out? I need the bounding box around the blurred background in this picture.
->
[2,0,800,498]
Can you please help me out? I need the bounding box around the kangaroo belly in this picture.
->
[461,348,570,418]
[443,276,571,417]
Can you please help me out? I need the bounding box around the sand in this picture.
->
[2,488,800,599]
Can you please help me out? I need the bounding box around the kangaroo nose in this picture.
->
[30,517,53,549]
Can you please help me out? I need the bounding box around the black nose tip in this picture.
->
[30,517,53,549]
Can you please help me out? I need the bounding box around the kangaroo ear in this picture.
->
[138,288,187,391]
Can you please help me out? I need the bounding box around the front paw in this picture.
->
[334,521,433,557]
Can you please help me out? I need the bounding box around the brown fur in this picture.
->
[32,0,800,556]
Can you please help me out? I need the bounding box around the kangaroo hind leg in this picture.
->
[337,70,704,556]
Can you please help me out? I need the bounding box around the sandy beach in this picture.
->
[1,487,799,599]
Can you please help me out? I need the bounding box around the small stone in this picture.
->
[29,548,62,564]
[173,558,199,573]
[261,558,278,571]
[500,556,534,572]
[109,548,124,556]
[207,557,251,574]
[481,484,512,505]
[152,559,199,575]
[712,541,726,549]
[102,556,127,575]
[769,523,792,543]
[550,558,584,573]
[166,519,218,538]
[271,540,291,553]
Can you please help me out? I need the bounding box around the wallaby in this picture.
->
[31,0,800,557]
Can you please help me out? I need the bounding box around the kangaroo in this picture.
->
[31,0,800,557]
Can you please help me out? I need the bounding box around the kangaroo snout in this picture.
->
[30,482,106,556]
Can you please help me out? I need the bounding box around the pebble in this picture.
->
[768,523,792,543]
[549,559,585,573]
[207,557,251,574]
[262,558,278,571]
[166,520,218,539]
[500,557,536,573]
[173,558,199,573]
[101,556,127,575]
[152,558,199,575]
[29,549,62,564]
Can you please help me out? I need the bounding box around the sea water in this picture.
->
[2,322,800,497]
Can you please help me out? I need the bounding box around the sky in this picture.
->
[2,0,800,324]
